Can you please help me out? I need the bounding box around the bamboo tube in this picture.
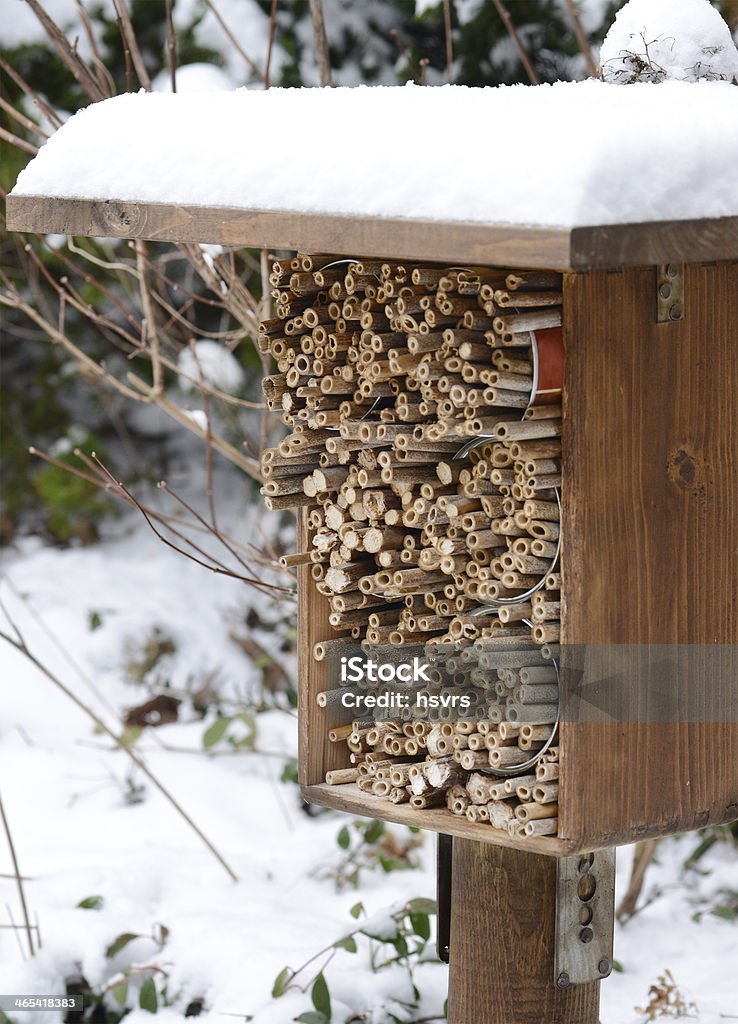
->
[326,768,360,785]
[533,782,559,804]
[515,801,558,822]
[524,817,558,836]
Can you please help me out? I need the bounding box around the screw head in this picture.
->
[598,959,611,975]
[557,972,571,989]
[659,282,672,299]
[669,302,683,320]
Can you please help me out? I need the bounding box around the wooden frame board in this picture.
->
[6,194,738,270]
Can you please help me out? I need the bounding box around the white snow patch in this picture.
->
[0,0,114,50]
[12,80,738,228]
[152,62,236,93]
[177,341,245,394]
[600,0,738,83]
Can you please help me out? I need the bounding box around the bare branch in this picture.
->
[0,790,35,956]
[309,0,333,87]
[265,0,279,89]
[25,0,107,101]
[0,55,63,129]
[165,0,177,92]
[564,0,598,78]
[0,618,239,883]
[112,0,152,90]
[0,126,38,156]
[134,240,163,398]
[491,0,540,85]
[202,0,266,82]
[443,0,454,83]
[0,95,49,140]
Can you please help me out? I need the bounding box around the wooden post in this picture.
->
[447,839,600,1024]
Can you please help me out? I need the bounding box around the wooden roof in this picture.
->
[6,195,738,269]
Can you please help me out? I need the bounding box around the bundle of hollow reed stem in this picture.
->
[325,715,559,837]
[259,253,562,834]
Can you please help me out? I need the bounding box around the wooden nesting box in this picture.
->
[7,197,738,857]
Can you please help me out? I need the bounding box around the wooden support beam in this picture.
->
[447,839,600,1024]
[6,194,738,270]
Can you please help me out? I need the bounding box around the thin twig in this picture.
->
[0,621,239,883]
[491,0,540,85]
[309,0,333,86]
[442,0,454,82]
[92,456,286,592]
[134,240,163,398]
[0,126,38,156]
[0,55,63,129]
[0,95,49,139]
[564,0,597,77]
[202,0,266,82]
[2,576,119,719]
[0,790,35,956]
[74,0,116,96]
[112,0,152,89]
[165,0,177,92]
[25,0,106,100]
[264,0,279,89]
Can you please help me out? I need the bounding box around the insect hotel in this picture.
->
[7,80,738,1024]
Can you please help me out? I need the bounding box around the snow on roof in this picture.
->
[10,80,738,229]
[600,0,738,84]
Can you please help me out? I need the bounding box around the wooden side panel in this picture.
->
[297,510,348,786]
[447,841,600,1023]
[560,263,738,848]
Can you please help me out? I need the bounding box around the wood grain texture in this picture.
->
[5,196,571,267]
[8,195,738,269]
[297,510,348,787]
[447,840,600,1024]
[560,262,738,849]
[570,219,738,269]
[303,782,571,855]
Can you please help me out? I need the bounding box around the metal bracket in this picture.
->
[436,833,452,963]
[554,848,616,988]
[657,264,685,323]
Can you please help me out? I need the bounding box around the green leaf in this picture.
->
[334,935,357,953]
[349,902,364,919]
[272,967,293,998]
[139,978,158,1013]
[409,912,430,941]
[711,905,738,921]
[364,820,385,844]
[294,1014,328,1024]
[119,726,142,750]
[105,931,140,958]
[311,973,331,1020]
[392,935,409,957]
[88,611,103,631]
[337,826,351,850]
[77,894,104,910]
[281,760,299,785]
[110,982,128,1005]
[203,715,230,749]
[407,898,437,915]
[611,960,625,974]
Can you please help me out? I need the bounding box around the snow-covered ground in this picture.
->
[1,469,737,1023]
